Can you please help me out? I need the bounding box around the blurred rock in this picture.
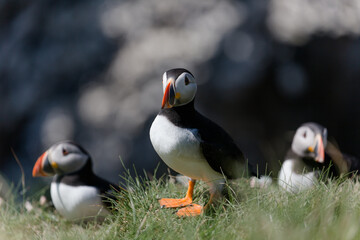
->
[39,195,47,206]
[175,175,191,187]
[25,200,33,212]
[250,176,273,189]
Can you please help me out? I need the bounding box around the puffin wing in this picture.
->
[343,153,360,174]
[194,114,252,179]
[86,176,127,210]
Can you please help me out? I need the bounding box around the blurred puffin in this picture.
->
[32,141,122,221]
[278,122,360,193]
[150,68,255,217]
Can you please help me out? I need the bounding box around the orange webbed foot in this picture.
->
[159,197,193,208]
[176,204,203,217]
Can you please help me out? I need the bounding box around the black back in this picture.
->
[159,100,255,178]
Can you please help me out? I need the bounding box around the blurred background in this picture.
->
[1,0,359,194]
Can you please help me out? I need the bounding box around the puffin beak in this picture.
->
[308,134,325,163]
[32,151,54,177]
[315,134,325,163]
[161,81,176,109]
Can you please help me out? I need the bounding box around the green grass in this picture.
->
[2,175,360,240]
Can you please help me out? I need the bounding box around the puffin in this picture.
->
[150,68,255,217]
[32,141,123,221]
[278,122,360,193]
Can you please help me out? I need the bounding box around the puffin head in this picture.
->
[161,68,197,109]
[32,141,90,177]
[291,122,328,163]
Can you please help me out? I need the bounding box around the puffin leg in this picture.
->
[176,179,224,217]
[159,179,195,208]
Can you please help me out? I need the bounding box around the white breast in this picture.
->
[50,181,110,221]
[150,115,222,182]
[278,158,319,193]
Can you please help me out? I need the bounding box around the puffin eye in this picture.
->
[62,148,69,156]
[303,131,307,138]
[184,76,190,85]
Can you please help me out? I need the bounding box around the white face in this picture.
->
[47,142,89,174]
[162,71,197,108]
[162,71,168,93]
[291,126,316,157]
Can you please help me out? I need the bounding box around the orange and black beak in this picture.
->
[32,151,56,177]
[308,134,325,163]
[161,80,176,109]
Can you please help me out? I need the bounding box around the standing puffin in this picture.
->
[150,68,255,217]
[278,122,360,193]
[32,141,122,221]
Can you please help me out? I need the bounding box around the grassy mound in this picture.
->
[1,175,360,240]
